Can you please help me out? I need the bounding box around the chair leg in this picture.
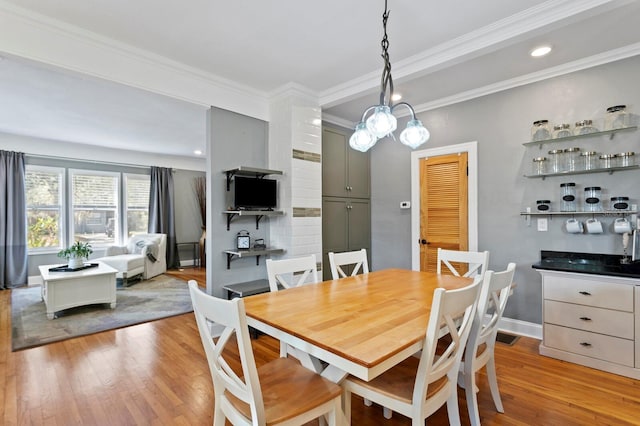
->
[343,390,352,425]
[213,400,225,426]
[463,363,481,426]
[486,355,504,413]
[363,398,372,406]
[446,388,462,426]
[279,342,287,358]
[383,407,393,419]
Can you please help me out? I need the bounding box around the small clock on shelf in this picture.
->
[236,230,250,250]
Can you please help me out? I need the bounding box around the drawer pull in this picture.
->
[579,317,592,321]
[578,291,592,296]
[579,342,592,347]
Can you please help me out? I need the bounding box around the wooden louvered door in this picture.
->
[419,152,468,273]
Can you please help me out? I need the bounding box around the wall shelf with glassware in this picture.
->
[524,164,640,179]
[223,210,284,230]
[523,126,637,149]
[520,210,638,217]
[223,248,285,269]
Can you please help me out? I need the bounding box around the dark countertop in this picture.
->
[532,250,640,279]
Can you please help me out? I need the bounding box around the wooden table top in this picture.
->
[243,268,473,370]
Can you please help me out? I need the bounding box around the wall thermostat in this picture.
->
[236,230,250,250]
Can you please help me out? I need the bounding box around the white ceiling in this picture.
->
[0,0,639,157]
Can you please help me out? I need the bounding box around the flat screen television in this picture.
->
[234,176,277,210]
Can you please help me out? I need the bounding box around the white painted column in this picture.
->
[268,88,322,277]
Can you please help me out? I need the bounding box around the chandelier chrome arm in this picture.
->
[348,0,430,153]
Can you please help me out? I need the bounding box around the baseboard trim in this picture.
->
[497,316,542,340]
[28,275,43,286]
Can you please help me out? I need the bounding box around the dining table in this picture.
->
[243,268,474,384]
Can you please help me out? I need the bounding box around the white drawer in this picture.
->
[544,323,634,367]
[543,275,633,311]
[544,300,634,339]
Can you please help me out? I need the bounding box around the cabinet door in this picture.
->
[322,127,370,199]
[348,198,370,251]
[322,197,349,253]
[347,143,370,198]
[322,128,349,198]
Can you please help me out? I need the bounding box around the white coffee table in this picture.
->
[38,261,118,319]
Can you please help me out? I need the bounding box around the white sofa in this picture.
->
[95,233,167,286]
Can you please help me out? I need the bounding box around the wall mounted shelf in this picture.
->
[520,210,638,217]
[223,248,285,269]
[224,166,283,190]
[524,164,640,179]
[523,126,637,149]
[223,210,284,230]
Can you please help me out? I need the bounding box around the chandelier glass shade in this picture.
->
[349,0,430,152]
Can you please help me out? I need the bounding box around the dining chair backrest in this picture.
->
[266,254,318,292]
[342,276,482,425]
[437,248,490,279]
[461,262,517,426]
[188,280,342,426]
[188,281,265,424]
[328,249,369,279]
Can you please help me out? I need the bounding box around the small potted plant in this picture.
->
[58,241,93,269]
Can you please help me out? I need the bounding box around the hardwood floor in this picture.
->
[2,267,639,425]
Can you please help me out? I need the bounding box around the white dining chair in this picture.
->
[266,254,318,292]
[188,281,342,426]
[459,263,516,426]
[328,248,369,279]
[437,248,490,279]
[342,277,482,426]
[266,254,319,358]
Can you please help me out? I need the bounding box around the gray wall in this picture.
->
[371,55,640,324]
[208,107,270,298]
[173,169,206,263]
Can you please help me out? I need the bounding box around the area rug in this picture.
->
[11,274,193,351]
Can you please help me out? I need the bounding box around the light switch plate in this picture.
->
[537,218,548,232]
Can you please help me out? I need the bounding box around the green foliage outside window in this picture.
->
[27,212,59,248]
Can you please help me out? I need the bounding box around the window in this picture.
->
[26,166,64,250]
[125,173,150,237]
[70,170,119,247]
[26,162,150,253]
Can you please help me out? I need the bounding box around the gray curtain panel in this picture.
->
[0,150,28,289]
[148,166,179,268]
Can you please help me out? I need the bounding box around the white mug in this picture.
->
[585,218,603,234]
[565,218,583,234]
[614,217,632,234]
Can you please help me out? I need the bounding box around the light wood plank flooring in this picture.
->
[1,268,639,425]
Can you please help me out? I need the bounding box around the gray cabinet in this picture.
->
[322,126,371,280]
[322,197,370,280]
[322,127,370,199]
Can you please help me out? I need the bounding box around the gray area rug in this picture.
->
[11,274,193,351]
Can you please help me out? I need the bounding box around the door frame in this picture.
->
[410,141,478,270]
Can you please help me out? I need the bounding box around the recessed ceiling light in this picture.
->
[530,46,552,57]
[391,93,402,101]
[194,150,203,155]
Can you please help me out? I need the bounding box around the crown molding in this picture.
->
[268,83,320,104]
[319,0,625,108]
[412,42,640,115]
[0,1,270,120]
[321,113,354,130]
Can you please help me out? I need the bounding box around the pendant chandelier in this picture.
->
[349,0,430,152]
